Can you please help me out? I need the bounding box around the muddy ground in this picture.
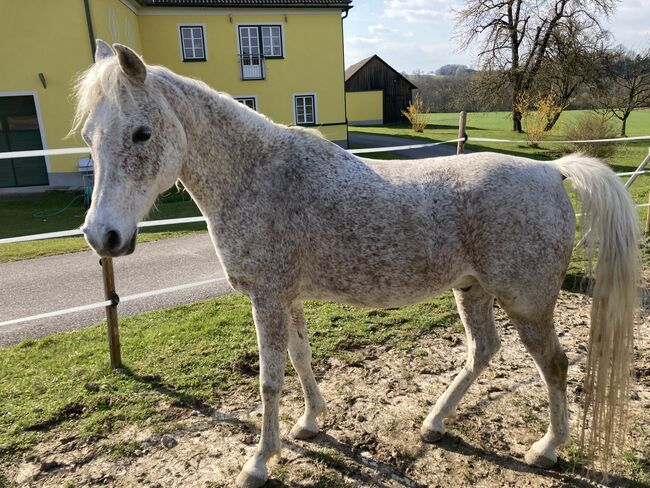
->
[2,290,649,487]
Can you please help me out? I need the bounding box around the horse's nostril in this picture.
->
[106,229,121,250]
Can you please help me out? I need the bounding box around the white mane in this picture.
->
[71,57,143,134]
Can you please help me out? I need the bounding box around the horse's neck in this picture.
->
[157,71,280,214]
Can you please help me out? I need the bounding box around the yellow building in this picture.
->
[0,0,351,189]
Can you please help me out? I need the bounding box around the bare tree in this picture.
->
[456,0,616,132]
[537,20,609,130]
[598,47,650,136]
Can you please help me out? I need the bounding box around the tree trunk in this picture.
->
[620,115,628,137]
[512,106,523,132]
[544,110,563,132]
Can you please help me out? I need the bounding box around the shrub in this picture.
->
[402,94,428,133]
[564,113,619,159]
[516,92,565,147]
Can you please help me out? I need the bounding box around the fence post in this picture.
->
[457,111,467,155]
[100,257,122,369]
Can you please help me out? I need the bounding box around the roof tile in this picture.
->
[136,0,352,7]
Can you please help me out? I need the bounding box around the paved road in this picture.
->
[0,234,231,347]
[349,131,465,158]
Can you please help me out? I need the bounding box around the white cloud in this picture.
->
[383,0,455,23]
[368,24,395,34]
[345,35,384,46]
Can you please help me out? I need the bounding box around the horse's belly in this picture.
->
[300,253,467,307]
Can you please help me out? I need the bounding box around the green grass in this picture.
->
[0,186,206,263]
[0,293,458,456]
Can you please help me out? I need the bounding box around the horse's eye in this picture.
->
[132,126,151,143]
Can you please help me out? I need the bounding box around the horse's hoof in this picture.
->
[420,427,445,443]
[524,448,557,469]
[235,469,268,488]
[290,423,320,440]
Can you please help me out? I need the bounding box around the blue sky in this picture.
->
[343,0,650,73]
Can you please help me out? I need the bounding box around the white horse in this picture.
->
[75,41,640,487]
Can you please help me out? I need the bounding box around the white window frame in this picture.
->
[293,93,317,126]
[237,23,285,59]
[234,96,258,111]
[260,25,283,58]
[178,25,207,61]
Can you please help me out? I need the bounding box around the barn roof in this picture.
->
[345,54,417,89]
[135,0,352,7]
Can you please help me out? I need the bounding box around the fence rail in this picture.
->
[2,112,650,368]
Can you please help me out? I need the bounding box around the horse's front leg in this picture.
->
[236,296,289,488]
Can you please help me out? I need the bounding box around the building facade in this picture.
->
[0,0,351,189]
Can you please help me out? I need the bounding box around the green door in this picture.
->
[0,96,49,187]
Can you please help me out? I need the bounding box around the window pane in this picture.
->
[260,26,281,56]
[8,115,39,131]
[181,27,205,60]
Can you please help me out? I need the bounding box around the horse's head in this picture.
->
[75,40,187,257]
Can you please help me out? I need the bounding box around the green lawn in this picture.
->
[0,293,459,456]
[0,187,205,263]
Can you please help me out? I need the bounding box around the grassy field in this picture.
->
[0,187,205,263]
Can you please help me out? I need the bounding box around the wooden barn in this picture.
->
[345,54,417,124]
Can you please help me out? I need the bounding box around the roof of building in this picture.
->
[135,0,352,7]
[345,54,417,89]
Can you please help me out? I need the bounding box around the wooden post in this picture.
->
[100,257,122,369]
[457,111,467,155]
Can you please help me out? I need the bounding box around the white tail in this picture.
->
[552,154,641,470]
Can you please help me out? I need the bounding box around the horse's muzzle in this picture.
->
[83,226,138,257]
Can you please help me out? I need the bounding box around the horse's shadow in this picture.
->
[124,370,644,487]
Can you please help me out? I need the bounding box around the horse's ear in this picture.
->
[95,39,114,61]
[113,43,147,83]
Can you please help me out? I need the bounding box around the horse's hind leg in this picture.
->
[421,282,500,442]
[503,303,570,468]
[287,301,327,440]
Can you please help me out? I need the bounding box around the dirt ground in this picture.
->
[2,290,649,488]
